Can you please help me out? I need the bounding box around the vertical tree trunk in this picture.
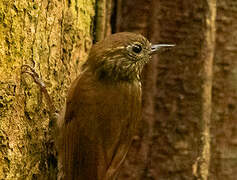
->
[193,1,216,179]
[94,0,113,41]
[116,0,216,179]
[0,0,96,179]
[210,0,237,179]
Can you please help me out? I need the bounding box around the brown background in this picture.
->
[114,0,237,179]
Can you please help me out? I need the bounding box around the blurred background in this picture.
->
[0,0,236,179]
[113,1,237,179]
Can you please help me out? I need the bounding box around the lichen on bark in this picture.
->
[0,0,95,179]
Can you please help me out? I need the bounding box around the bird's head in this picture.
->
[86,32,174,82]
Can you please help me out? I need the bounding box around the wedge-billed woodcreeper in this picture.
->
[57,32,174,180]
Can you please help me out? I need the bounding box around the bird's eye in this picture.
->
[132,44,142,54]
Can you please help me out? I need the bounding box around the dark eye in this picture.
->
[132,44,142,53]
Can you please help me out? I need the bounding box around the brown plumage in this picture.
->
[57,32,174,180]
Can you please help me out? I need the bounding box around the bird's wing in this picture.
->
[58,72,103,179]
[58,72,142,179]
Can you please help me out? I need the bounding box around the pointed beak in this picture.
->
[150,44,175,55]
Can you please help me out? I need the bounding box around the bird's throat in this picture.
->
[95,63,142,83]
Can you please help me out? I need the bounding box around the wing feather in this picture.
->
[57,71,141,180]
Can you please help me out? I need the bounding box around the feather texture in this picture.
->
[57,70,141,179]
[57,32,152,180]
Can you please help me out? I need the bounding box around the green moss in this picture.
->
[0,0,96,178]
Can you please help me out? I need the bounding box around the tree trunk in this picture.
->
[0,0,96,179]
[210,0,237,179]
[2,0,237,179]
[116,0,216,179]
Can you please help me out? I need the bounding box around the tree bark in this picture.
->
[0,0,96,179]
[210,0,237,179]
[94,0,113,41]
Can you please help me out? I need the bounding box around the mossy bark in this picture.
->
[0,0,95,179]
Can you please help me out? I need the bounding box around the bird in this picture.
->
[56,32,174,180]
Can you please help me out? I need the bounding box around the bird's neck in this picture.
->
[96,68,141,83]
[83,63,141,83]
